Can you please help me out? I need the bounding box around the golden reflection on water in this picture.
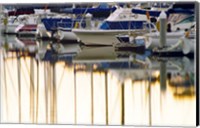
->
[0,50,196,126]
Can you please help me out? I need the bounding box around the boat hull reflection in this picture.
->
[0,34,196,126]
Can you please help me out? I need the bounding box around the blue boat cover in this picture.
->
[132,8,194,17]
[100,21,145,30]
[61,7,116,15]
[41,18,86,31]
[132,9,162,17]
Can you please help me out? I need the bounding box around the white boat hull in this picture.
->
[73,29,136,46]
[0,24,21,34]
[146,31,185,49]
[145,31,195,54]
[57,29,78,41]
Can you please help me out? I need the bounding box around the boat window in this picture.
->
[176,16,194,25]
[152,2,171,8]
[144,23,155,29]
[99,21,109,29]
[100,21,144,30]
[135,39,145,45]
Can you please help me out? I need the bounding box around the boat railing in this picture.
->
[57,21,73,29]
[143,22,157,32]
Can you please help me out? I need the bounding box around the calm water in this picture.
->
[0,35,196,126]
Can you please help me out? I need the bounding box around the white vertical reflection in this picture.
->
[56,62,74,124]
[20,57,31,123]
[3,57,19,122]
[76,71,91,124]
[37,62,45,123]
[125,79,149,125]
[107,72,121,125]
[93,72,106,124]
[0,55,196,126]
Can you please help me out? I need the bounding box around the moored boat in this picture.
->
[72,7,151,45]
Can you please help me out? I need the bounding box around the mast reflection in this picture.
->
[0,38,196,126]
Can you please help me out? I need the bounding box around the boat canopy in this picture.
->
[132,8,194,17]
[61,7,116,14]
[6,4,73,16]
[172,3,195,9]
[60,4,116,17]
[41,18,86,31]
[167,9,194,15]
[132,9,162,17]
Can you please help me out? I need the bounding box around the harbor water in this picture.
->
[0,34,196,126]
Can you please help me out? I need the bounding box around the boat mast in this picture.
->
[73,64,77,124]
[105,71,109,125]
[90,64,94,124]
[121,82,125,125]
[17,51,21,123]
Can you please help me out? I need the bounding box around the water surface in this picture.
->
[0,35,196,126]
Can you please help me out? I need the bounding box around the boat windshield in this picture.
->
[152,2,172,8]
[175,16,194,25]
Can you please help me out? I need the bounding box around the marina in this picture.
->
[0,1,198,126]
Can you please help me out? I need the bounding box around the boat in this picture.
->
[130,5,195,55]
[41,3,115,41]
[0,14,39,35]
[41,15,85,40]
[17,9,52,37]
[17,24,38,37]
[0,16,22,34]
[147,18,195,55]
[0,8,51,37]
[72,6,152,45]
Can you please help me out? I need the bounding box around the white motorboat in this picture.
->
[0,15,39,35]
[145,31,185,49]
[0,16,23,34]
[72,7,150,46]
[146,32,195,56]
[1,9,51,36]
